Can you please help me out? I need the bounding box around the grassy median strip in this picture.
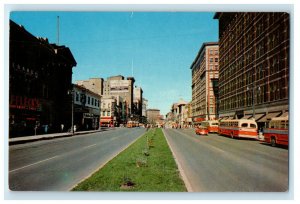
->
[72,128,187,192]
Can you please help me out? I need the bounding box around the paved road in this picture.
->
[9,128,146,191]
[163,128,289,192]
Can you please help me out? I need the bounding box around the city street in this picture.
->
[163,128,289,192]
[9,128,146,191]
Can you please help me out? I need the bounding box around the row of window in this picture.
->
[101,111,111,116]
[75,92,100,107]
[219,79,287,111]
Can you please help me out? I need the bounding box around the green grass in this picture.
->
[72,128,187,192]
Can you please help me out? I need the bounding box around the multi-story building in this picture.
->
[73,84,101,130]
[103,75,135,121]
[190,42,219,123]
[9,20,77,137]
[76,78,104,96]
[214,12,289,128]
[142,98,148,117]
[133,86,143,117]
[146,109,161,126]
[99,95,124,127]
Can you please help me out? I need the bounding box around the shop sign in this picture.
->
[10,95,40,111]
[83,113,94,118]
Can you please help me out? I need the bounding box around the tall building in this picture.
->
[9,20,77,137]
[142,98,148,117]
[146,109,161,125]
[190,42,219,123]
[133,86,143,116]
[76,78,104,96]
[103,75,135,117]
[214,12,289,128]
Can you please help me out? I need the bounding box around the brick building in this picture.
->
[9,20,77,137]
[214,12,289,128]
[190,42,219,123]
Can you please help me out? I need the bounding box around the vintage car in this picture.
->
[195,126,208,135]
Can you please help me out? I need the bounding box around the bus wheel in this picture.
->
[271,137,276,147]
[231,132,234,139]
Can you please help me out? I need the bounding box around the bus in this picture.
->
[195,120,219,135]
[218,119,257,139]
[127,121,139,128]
[263,116,288,147]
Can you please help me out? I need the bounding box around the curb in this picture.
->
[162,129,193,192]
[69,129,147,190]
[9,128,115,145]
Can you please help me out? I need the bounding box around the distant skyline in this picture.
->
[10,11,218,115]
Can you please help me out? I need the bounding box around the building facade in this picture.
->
[9,20,77,137]
[76,78,104,96]
[146,109,161,126]
[214,12,289,128]
[190,42,219,123]
[103,75,135,121]
[133,86,143,117]
[73,84,101,130]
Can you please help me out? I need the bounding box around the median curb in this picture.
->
[162,129,193,192]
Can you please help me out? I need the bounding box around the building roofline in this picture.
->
[190,42,219,69]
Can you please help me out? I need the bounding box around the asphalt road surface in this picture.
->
[9,128,146,191]
[163,128,289,192]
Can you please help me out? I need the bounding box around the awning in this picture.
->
[241,115,252,119]
[100,119,113,123]
[280,112,289,117]
[257,112,281,122]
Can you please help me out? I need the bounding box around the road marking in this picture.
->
[10,143,99,173]
[9,155,59,173]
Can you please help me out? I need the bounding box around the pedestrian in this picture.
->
[61,124,64,132]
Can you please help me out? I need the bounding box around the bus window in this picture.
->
[250,124,256,128]
[241,123,248,128]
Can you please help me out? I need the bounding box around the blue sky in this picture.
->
[10,12,218,116]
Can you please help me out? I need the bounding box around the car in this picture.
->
[195,126,208,135]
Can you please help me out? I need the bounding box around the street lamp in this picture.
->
[68,88,74,135]
[247,84,261,120]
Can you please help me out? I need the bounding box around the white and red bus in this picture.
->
[218,119,257,139]
[263,116,288,147]
[195,120,219,135]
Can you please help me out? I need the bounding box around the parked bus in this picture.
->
[263,116,288,147]
[195,120,219,135]
[218,119,257,139]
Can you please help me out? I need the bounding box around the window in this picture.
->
[241,123,248,128]
[209,58,213,62]
[102,111,106,116]
[107,111,110,116]
[215,58,219,62]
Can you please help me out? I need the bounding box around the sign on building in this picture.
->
[110,80,129,93]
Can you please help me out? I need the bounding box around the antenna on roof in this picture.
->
[131,59,134,77]
[57,16,60,45]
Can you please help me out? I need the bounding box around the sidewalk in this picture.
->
[9,127,115,145]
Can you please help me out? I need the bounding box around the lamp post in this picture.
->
[247,84,261,120]
[68,88,74,135]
